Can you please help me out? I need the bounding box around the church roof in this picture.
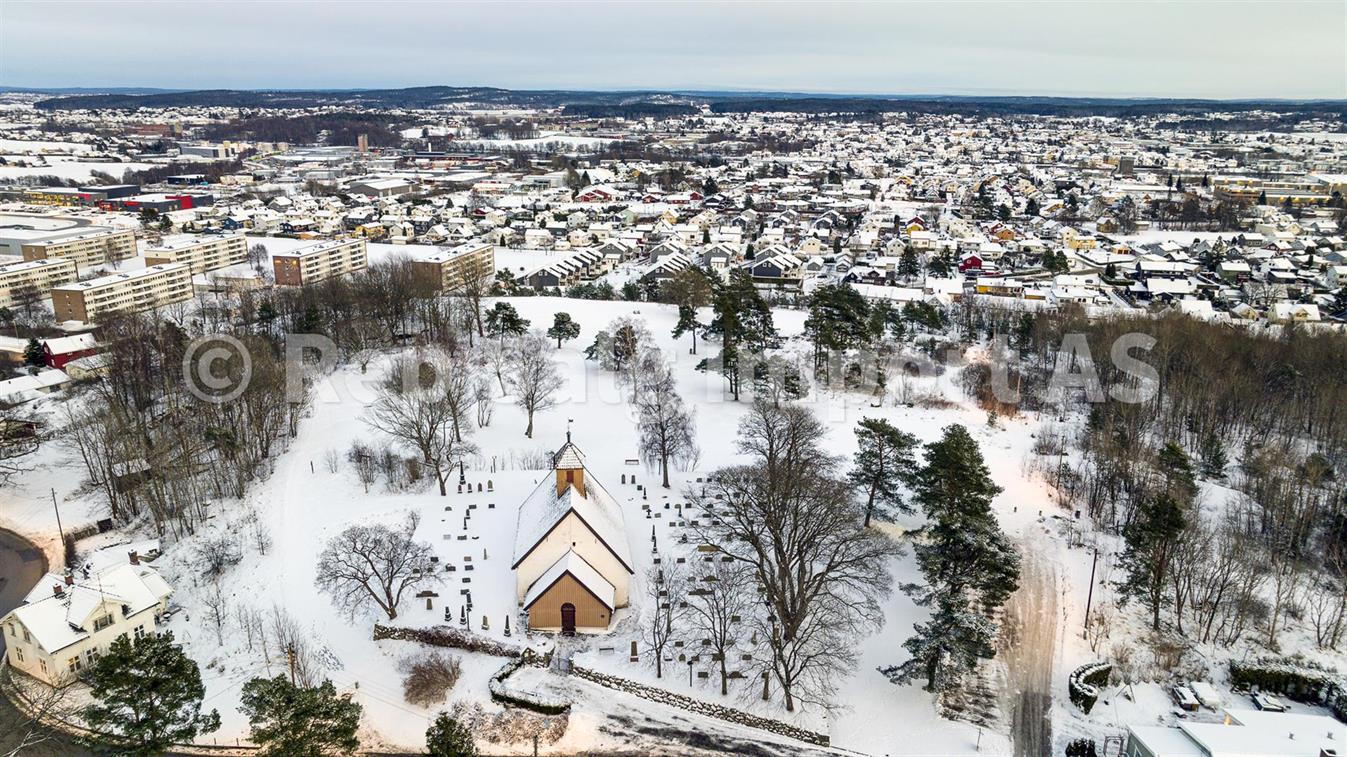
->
[552,440,585,470]
[523,550,615,611]
[513,443,632,574]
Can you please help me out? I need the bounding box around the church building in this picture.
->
[512,435,633,634]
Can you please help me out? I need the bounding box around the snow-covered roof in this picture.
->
[522,550,615,611]
[513,447,633,573]
[8,563,172,655]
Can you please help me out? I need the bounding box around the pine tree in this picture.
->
[849,417,919,527]
[803,283,872,372]
[1198,434,1228,479]
[885,425,1020,692]
[706,268,778,400]
[239,675,362,757]
[22,337,44,368]
[483,302,529,342]
[1157,441,1197,503]
[1118,493,1186,631]
[897,247,920,280]
[83,632,220,756]
[546,312,581,349]
[425,713,478,756]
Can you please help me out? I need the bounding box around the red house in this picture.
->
[42,334,99,369]
[958,252,984,274]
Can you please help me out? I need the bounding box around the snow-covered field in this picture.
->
[2,296,1084,754]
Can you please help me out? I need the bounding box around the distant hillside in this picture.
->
[30,85,1347,118]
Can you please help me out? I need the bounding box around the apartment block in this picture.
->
[0,258,78,308]
[144,234,248,274]
[21,228,137,271]
[411,241,495,291]
[272,238,368,286]
[50,263,193,322]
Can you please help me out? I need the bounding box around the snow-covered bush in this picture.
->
[399,651,462,707]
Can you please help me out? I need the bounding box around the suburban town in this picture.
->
[1,3,1347,757]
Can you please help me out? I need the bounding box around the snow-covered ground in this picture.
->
[2,296,1081,754]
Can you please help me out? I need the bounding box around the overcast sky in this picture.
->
[2,1,1344,99]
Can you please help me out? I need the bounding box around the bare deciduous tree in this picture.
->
[636,357,696,488]
[508,331,565,438]
[690,401,898,712]
[688,556,755,695]
[314,512,439,620]
[643,555,687,679]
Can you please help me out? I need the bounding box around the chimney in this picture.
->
[52,584,64,598]
[128,550,139,565]
[63,573,74,586]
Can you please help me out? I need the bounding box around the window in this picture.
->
[38,659,46,674]
[67,657,79,673]
[133,625,145,640]
[84,649,97,666]
[93,614,114,632]
[22,629,29,643]
[14,648,23,663]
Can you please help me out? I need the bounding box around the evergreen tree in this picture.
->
[483,302,529,342]
[897,247,920,280]
[1198,434,1228,479]
[1156,441,1197,503]
[885,425,1020,692]
[849,417,919,526]
[1118,493,1186,631]
[239,676,362,757]
[1025,197,1040,217]
[621,280,642,301]
[546,312,581,349]
[1332,286,1347,318]
[927,250,953,277]
[425,712,477,756]
[803,284,872,372]
[706,268,777,400]
[83,632,220,756]
[23,337,44,368]
[665,267,713,354]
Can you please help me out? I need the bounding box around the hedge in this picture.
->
[1068,661,1112,715]
[488,656,570,716]
[372,623,522,659]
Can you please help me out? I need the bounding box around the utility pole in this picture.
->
[51,488,66,563]
[1082,545,1099,638]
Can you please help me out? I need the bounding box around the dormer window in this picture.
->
[93,614,114,632]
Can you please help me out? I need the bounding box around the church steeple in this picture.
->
[553,432,586,498]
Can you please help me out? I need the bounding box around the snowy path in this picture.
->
[1001,530,1059,757]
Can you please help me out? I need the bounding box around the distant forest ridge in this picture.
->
[18,85,1347,117]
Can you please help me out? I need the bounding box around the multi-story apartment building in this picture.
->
[20,228,137,271]
[144,233,248,274]
[411,241,495,292]
[272,238,368,286]
[50,263,193,322]
[0,258,78,308]
[2,551,172,686]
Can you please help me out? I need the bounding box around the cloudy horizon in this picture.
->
[2,0,1344,100]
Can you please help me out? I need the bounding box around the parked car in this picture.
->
[1172,685,1200,712]
[1251,692,1287,712]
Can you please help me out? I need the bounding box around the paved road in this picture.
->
[0,528,93,757]
[1000,532,1058,757]
[0,528,47,653]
